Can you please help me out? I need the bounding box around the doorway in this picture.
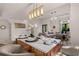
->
[60,20,70,34]
[42,24,47,33]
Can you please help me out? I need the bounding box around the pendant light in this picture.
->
[37,8,40,16]
[28,4,44,19]
[34,9,37,17]
[40,6,44,15]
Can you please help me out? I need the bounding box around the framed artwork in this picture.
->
[15,23,26,28]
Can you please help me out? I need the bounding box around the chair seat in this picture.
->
[0,44,35,56]
[61,46,79,56]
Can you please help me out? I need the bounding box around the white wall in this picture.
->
[10,19,30,41]
[70,4,79,46]
[0,19,31,42]
[0,19,11,43]
[9,4,70,39]
[34,4,70,35]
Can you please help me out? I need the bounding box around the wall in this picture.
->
[35,4,70,35]
[70,4,79,46]
[27,19,41,36]
[10,19,30,41]
[0,19,11,44]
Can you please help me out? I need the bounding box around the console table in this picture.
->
[16,39,62,56]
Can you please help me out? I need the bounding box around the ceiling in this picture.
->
[0,3,66,20]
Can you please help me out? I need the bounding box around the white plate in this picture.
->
[26,37,36,41]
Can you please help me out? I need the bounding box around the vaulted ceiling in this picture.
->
[0,3,66,20]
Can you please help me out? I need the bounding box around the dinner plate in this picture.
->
[25,37,38,42]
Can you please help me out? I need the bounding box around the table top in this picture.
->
[17,38,61,53]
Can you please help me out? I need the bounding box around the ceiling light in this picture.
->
[37,8,40,16]
[29,14,32,19]
[34,10,37,17]
[28,4,44,20]
[31,13,34,18]
[40,6,44,15]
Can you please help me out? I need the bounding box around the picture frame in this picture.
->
[15,23,26,28]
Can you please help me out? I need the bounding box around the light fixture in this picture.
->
[34,9,37,17]
[0,25,6,30]
[37,8,40,16]
[28,4,44,20]
[29,13,32,19]
[31,13,34,18]
[40,6,44,15]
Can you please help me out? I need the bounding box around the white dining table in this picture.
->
[18,38,61,53]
